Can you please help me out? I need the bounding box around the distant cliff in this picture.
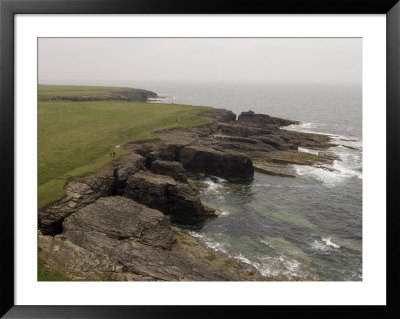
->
[42,87,158,102]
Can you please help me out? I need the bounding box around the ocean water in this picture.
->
[135,81,363,281]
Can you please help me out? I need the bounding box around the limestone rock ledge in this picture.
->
[39,196,261,281]
[180,146,254,179]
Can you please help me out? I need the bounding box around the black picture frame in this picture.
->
[1,0,399,318]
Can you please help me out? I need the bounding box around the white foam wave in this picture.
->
[310,239,331,253]
[203,241,228,254]
[188,231,228,254]
[295,143,362,183]
[231,253,282,278]
[286,122,363,183]
[286,123,363,150]
[280,255,301,272]
[298,147,319,155]
[287,122,315,130]
[322,237,340,249]
[330,145,362,179]
[255,254,304,277]
[188,234,286,278]
[252,183,272,187]
[234,253,254,266]
[150,95,177,104]
[294,164,346,185]
[201,176,227,191]
[331,136,362,150]
[332,160,362,180]
[265,117,363,185]
[235,255,282,278]
[299,122,313,128]
[311,237,340,254]
[285,122,333,136]
[203,179,222,192]
[189,233,266,274]
[214,176,227,183]
[188,231,203,239]
[190,234,309,278]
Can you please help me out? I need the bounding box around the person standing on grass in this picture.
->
[113,151,116,158]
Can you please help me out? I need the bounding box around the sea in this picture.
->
[131,81,362,281]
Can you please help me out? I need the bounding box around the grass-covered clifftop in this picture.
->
[38,85,123,99]
[38,85,212,208]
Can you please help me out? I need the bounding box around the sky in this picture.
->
[38,38,362,86]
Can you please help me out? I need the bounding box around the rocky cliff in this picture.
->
[38,108,334,281]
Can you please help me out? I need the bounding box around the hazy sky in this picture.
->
[38,38,362,86]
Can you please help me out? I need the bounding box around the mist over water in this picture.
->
[134,81,363,281]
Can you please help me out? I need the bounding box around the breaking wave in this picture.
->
[287,122,362,184]
[310,237,341,254]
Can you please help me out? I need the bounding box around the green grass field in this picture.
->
[38,84,124,99]
[38,85,213,208]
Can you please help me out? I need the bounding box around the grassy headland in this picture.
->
[38,85,212,208]
[38,84,124,99]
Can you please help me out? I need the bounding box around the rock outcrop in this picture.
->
[201,109,237,123]
[138,143,184,168]
[138,108,333,180]
[123,171,216,223]
[150,160,188,182]
[180,146,254,179]
[39,153,145,235]
[237,110,299,127]
[39,196,261,281]
[64,196,175,249]
[318,150,342,161]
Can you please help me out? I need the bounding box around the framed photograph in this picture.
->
[1,0,399,318]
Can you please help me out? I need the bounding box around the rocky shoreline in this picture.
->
[38,108,334,281]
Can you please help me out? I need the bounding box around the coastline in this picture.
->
[38,97,337,281]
